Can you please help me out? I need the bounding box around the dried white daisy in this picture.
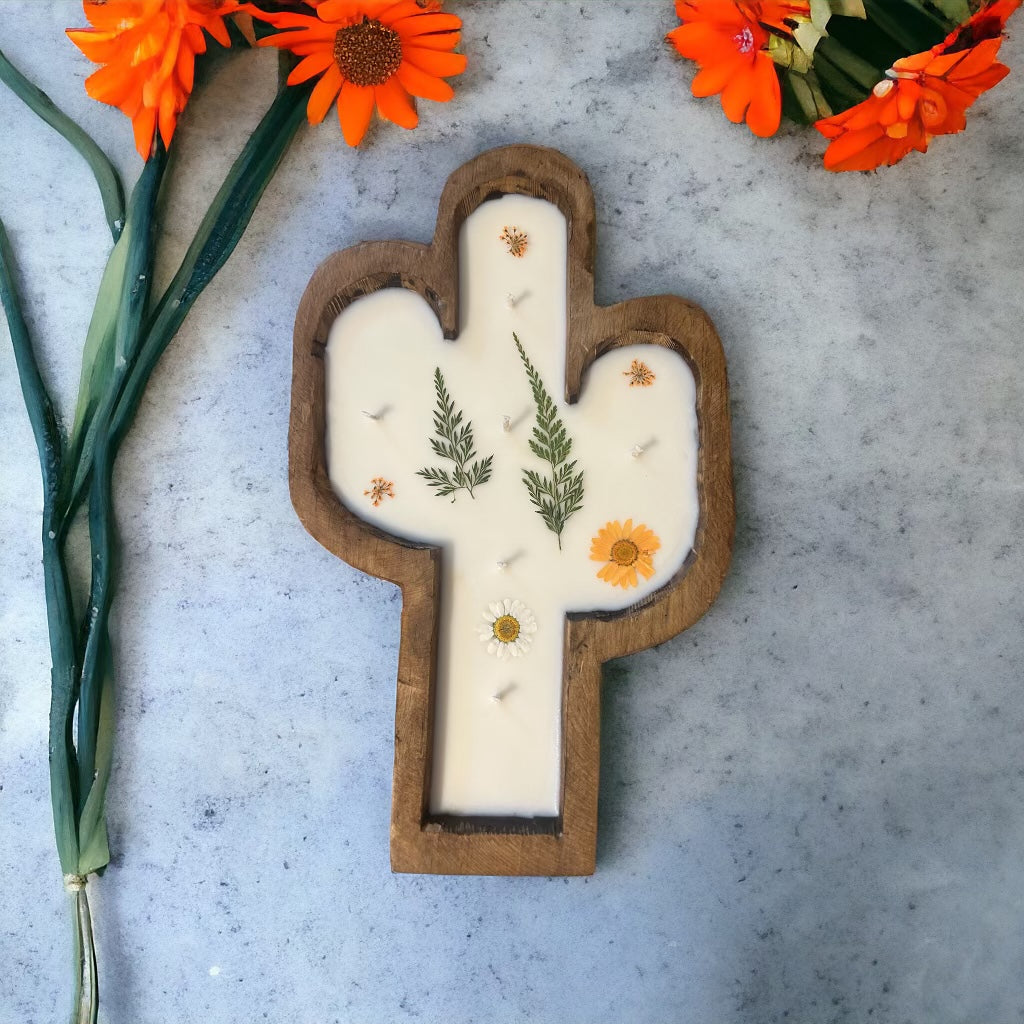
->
[477,598,537,659]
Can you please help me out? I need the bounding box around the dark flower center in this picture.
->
[610,539,639,567]
[334,18,402,87]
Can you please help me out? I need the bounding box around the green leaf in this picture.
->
[862,0,947,54]
[812,49,870,106]
[417,367,492,500]
[0,218,63,497]
[76,642,113,875]
[0,217,79,873]
[0,47,125,241]
[514,333,584,549]
[770,34,815,70]
[827,0,867,16]
[64,147,167,527]
[787,69,834,121]
[68,145,166,876]
[815,35,884,90]
[62,228,127,513]
[905,0,966,30]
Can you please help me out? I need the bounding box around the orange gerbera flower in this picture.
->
[667,0,809,138]
[815,6,1015,173]
[67,0,239,159]
[250,0,466,146]
[590,519,661,590]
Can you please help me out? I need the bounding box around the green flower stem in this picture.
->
[0,219,62,502]
[812,49,875,106]
[3,46,310,1024]
[0,217,81,874]
[861,0,949,55]
[71,886,98,1024]
[74,147,166,856]
[0,47,125,241]
[814,36,884,91]
[73,78,313,503]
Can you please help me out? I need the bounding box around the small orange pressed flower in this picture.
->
[250,0,466,146]
[667,0,809,138]
[815,5,1017,173]
[624,359,656,387]
[590,519,661,590]
[499,226,528,257]
[364,476,395,506]
[67,0,239,159]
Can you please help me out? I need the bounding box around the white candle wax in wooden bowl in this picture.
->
[325,195,698,817]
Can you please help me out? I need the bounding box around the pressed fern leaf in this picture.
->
[514,333,584,549]
[416,367,493,502]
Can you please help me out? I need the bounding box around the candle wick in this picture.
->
[631,443,645,459]
[501,415,512,433]
[505,293,517,309]
[495,549,523,571]
[362,409,380,420]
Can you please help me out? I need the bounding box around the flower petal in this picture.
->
[403,30,461,51]
[307,64,344,124]
[395,60,454,101]
[288,50,336,85]
[375,77,418,129]
[719,71,751,123]
[392,12,462,36]
[691,53,746,98]
[745,54,781,137]
[336,80,375,145]
[402,45,467,77]
[131,104,157,159]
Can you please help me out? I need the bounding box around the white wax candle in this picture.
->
[325,195,698,817]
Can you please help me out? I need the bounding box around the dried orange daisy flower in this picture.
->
[815,4,1016,173]
[667,0,809,138]
[590,519,661,590]
[249,0,466,147]
[67,0,239,159]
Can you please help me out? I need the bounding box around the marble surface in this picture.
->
[2,2,1024,1022]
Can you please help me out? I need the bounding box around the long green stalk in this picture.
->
[0,218,80,874]
[0,47,124,240]
[75,149,167,870]
[109,79,311,454]
[3,43,311,1024]
[862,0,950,54]
[71,884,98,1024]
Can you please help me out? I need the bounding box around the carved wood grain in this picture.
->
[289,145,734,876]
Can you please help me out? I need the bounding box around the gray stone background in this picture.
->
[2,2,1023,1022]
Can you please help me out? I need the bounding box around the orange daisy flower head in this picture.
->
[815,31,1012,172]
[67,0,239,159]
[589,519,661,590]
[250,0,466,146]
[667,0,809,138]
